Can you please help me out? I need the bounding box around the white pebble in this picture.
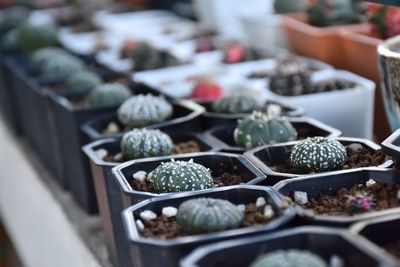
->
[397,190,400,200]
[105,122,119,134]
[114,152,123,161]
[140,210,157,221]
[162,207,178,217]
[256,197,267,208]
[348,143,363,152]
[330,255,344,267]
[294,191,308,205]
[135,219,145,231]
[95,148,108,159]
[263,205,275,218]
[366,179,376,187]
[267,104,282,116]
[133,171,147,182]
[237,204,246,212]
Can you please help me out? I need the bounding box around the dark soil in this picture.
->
[140,202,273,240]
[271,145,389,174]
[130,172,245,193]
[301,182,400,216]
[385,241,400,259]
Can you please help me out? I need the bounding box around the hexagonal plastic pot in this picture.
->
[274,167,400,227]
[204,116,342,154]
[245,137,393,184]
[181,226,396,267]
[82,131,223,267]
[122,185,295,267]
[350,214,400,264]
[382,128,400,167]
[81,99,205,142]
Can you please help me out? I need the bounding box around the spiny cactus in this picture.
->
[39,54,85,77]
[148,159,213,193]
[234,111,297,148]
[250,250,328,267]
[31,47,69,67]
[290,137,347,172]
[66,71,102,93]
[18,22,58,53]
[121,129,173,160]
[86,83,132,107]
[269,67,313,96]
[117,94,173,129]
[176,198,244,234]
[212,94,260,114]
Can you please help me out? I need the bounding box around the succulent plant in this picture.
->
[274,0,308,14]
[145,50,179,71]
[250,249,328,267]
[222,42,262,64]
[176,197,244,234]
[191,79,224,101]
[212,94,260,114]
[0,28,19,50]
[39,54,85,77]
[86,83,132,108]
[31,47,69,67]
[234,111,297,148]
[66,71,102,93]
[368,3,400,39]
[121,129,173,160]
[290,137,347,173]
[117,94,173,129]
[0,6,29,33]
[18,22,58,53]
[269,68,313,96]
[148,159,213,193]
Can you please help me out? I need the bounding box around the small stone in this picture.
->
[330,255,344,267]
[114,152,123,162]
[95,148,108,159]
[105,122,120,134]
[267,104,282,116]
[135,219,145,231]
[294,191,308,205]
[162,207,177,217]
[263,205,275,218]
[256,197,267,208]
[366,179,376,187]
[140,210,157,221]
[133,171,147,182]
[348,143,363,152]
[397,190,400,200]
[237,204,246,212]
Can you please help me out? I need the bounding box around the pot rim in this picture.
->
[378,35,400,59]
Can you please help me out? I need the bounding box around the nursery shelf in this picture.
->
[0,118,113,267]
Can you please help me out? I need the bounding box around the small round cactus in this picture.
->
[176,198,244,234]
[191,79,224,101]
[66,71,102,93]
[212,94,260,114]
[290,137,347,173]
[117,94,173,129]
[40,54,85,77]
[250,250,327,267]
[234,111,297,148]
[18,22,58,53]
[121,129,173,160]
[31,47,68,67]
[148,159,213,193]
[86,83,132,107]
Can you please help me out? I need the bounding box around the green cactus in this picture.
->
[274,0,307,14]
[234,111,297,148]
[31,47,69,67]
[176,198,244,234]
[120,129,173,160]
[117,94,173,129]
[290,137,347,172]
[66,71,102,93]
[39,54,84,77]
[18,22,58,53]
[0,28,20,50]
[86,83,131,108]
[212,94,260,114]
[0,6,29,33]
[250,250,328,267]
[148,159,213,193]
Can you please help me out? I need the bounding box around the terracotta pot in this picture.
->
[282,13,365,69]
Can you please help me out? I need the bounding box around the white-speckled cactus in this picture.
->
[31,47,68,67]
[212,94,260,114]
[250,250,328,267]
[121,129,173,160]
[176,198,244,234]
[40,54,84,77]
[290,137,347,172]
[86,83,132,107]
[234,111,297,148]
[66,71,102,93]
[117,94,173,129]
[148,159,213,193]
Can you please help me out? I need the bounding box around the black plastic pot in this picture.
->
[350,214,400,264]
[274,167,400,227]
[122,185,295,267]
[245,137,393,184]
[82,131,222,267]
[199,100,305,129]
[81,99,205,142]
[204,117,342,154]
[382,128,400,167]
[180,226,396,267]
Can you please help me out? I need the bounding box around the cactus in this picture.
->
[290,137,347,173]
[145,50,179,71]
[191,79,224,101]
[66,71,102,93]
[148,159,213,193]
[31,47,69,67]
[176,198,244,234]
[0,28,19,50]
[121,129,173,160]
[0,6,29,33]
[234,111,297,148]
[250,250,328,267]
[39,54,85,77]
[269,68,313,96]
[86,83,131,107]
[117,94,173,129]
[274,0,308,14]
[18,22,58,53]
[212,94,260,114]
